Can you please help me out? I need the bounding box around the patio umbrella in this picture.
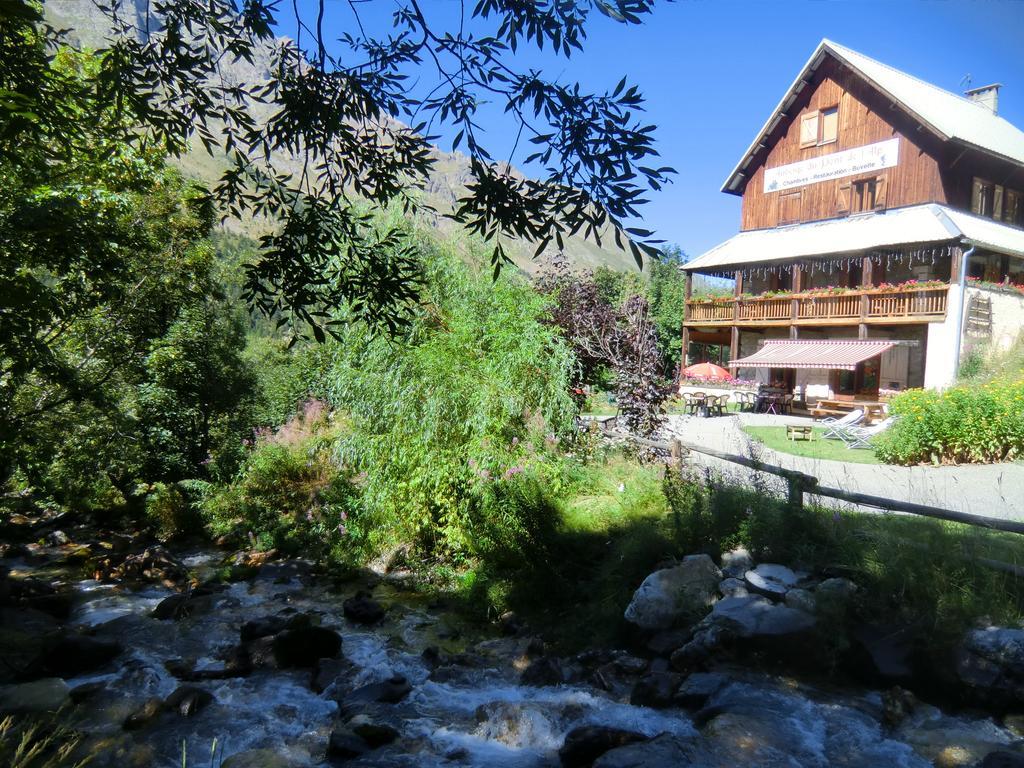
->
[682,362,732,380]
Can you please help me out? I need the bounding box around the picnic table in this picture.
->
[810,399,886,424]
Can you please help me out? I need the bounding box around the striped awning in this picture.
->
[730,339,897,371]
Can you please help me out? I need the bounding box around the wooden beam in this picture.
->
[734,270,744,297]
[861,257,873,288]
[950,248,963,284]
[729,326,740,375]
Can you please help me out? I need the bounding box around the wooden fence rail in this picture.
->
[594,423,1024,537]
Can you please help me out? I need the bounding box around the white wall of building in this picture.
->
[923,284,963,390]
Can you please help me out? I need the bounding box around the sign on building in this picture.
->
[764,138,900,193]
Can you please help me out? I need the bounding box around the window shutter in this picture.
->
[836,182,852,214]
[800,112,819,148]
[872,176,888,210]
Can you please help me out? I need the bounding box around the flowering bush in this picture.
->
[875,378,1024,465]
[696,280,950,304]
[872,279,947,293]
[680,375,757,390]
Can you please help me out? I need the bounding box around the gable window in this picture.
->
[799,106,839,148]
[820,106,839,144]
[778,190,803,225]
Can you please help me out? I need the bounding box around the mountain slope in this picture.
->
[45,0,645,275]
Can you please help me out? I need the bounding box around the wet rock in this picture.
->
[311,657,352,695]
[243,636,278,669]
[783,588,816,614]
[124,697,164,730]
[720,547,753,578]
[0,678,70,714]
[69,681,106,704]
[343,591,386,625]
[956,627,1024,704]
[706,595,815,638]
[45,530,69,546]
[272,626,341,668]
[850,623,916,682]
[221,749,296,768]
[152,589,215,621]
[675,672,729,708]
[592,733,695,768]
[718,577,748,598]
[559,725,649,768]
[981,752,1024,768]
[624,555,721,630]
[669,625,730,671]
[165,685,213,716]
[498,610,523,636]
[240,615,290,642]
[629,671,681,709]
[743,564,805,601]
[327,729,368,760]
[340,675,412,713]
[881,686,919,727]
[520,656,565,687]
[5,577,73,619]
[349,715,399,747]
[645,628,690,657]
[38,634,123,678]
[102,545,189,586]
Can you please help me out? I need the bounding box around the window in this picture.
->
[799,106,839,148]
[852,176,887,212]
[972,177,1023,225]
[820,106,839,144]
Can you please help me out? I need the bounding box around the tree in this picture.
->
[0,0,672,342]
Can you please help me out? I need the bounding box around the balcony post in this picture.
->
[729,325,739,376]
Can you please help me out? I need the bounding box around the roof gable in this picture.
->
[723,40,1024,195]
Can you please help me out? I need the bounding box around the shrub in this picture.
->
[323,241,577,561]
[201,408,361,559]
[875,378,1024,464]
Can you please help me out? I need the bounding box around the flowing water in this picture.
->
[13,550,1022,767]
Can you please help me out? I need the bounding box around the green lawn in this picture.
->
[742,425,883,464]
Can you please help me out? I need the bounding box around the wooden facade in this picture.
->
[734,57,1024,230]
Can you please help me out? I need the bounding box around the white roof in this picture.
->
[685,204,1024,273]
[723,40,1024,193]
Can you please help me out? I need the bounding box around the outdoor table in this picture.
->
[786,425,813,442]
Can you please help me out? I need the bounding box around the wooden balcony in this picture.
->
[685,285,948,327]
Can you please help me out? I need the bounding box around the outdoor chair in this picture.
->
[714,394,730,416]
[739,392,755,412]
[682,392,695,415]
[822,409,864,441]
[781,394,794,415]
[841,416,900,450]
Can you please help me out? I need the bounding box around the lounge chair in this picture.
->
[821,409,864,441]
[841,416,899,450]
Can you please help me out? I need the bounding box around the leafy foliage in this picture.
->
[875,379,1024,465]
[541,268,667,436]
[322,236,577,559]
[3,0,672,342]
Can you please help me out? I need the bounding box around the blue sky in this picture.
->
[297,0,1024,264]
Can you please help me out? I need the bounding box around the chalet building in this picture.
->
[681,40,1024,401]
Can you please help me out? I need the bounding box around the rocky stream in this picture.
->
[2,516,1023,768]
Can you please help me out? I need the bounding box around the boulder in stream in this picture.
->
[955,627,1024,704]
[37,633,123,678]
[339,674,412,715]
[592,733,696,768]
[0,678,69,714]
[343,591,386,625]
[221,749,297,768]
[559,725,649,768]
[165,685,214,716]
[623,555,721,631]
[271,625,342,668]
[706,595,815,638]
[629,671,682,709]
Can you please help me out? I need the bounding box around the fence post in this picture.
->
[787,475,805,514]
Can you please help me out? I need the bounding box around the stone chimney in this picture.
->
[964,83,1001,115]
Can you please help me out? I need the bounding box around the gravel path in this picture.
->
[661,413,1024,521]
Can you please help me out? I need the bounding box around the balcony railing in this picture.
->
[685,285,948,325]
